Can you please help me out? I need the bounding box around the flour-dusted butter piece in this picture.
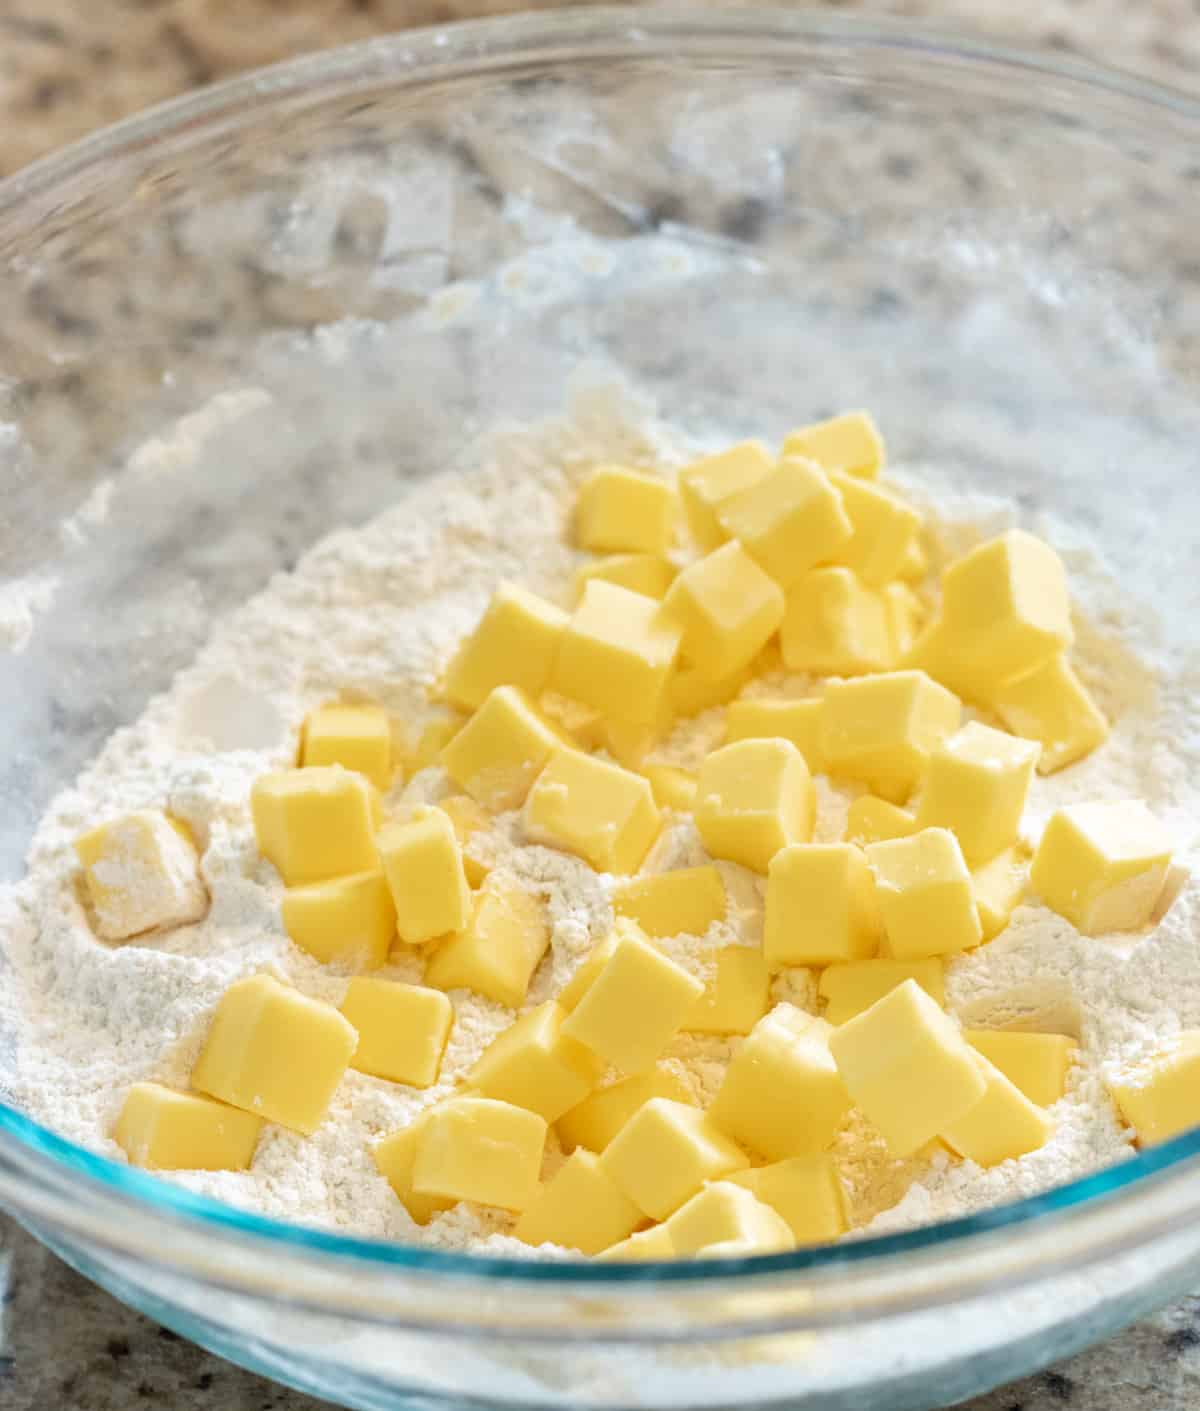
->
[916,721,1040,866]
[678,440,774,551]
[780,567,894,676]
[302,702,393,790]
[966,1030,1075,1107]
[373,1111,455,1225]
[424,872,549,1009]
[436,795,492,888]
[710,1006,850,1159]
[191,974,357,1135]
[441,582,568,713]
[818,957,946,1025]
[613,865,726,939]
[717,457,852,589]
[514,1149,642,1254]
[844,796,917,847]
[598,1223,677,1262]
[250,767,379,887]
[695,738,814,874]
[600,1097,748,1221]
[575,553,677,602]
[782,410,884,480]
[1108,1034,1200,1145]
[643,764,698,812]
[378,807,471,946]
[765,843,881,968]
[75,810,208,941]
[828,470,921,585]
[538,692,607,752]
[525,748,660,876]
[828,979,987,1157]
[281,870,396,970]
[440,685,565,812]
[684,947,770,1036]
[411,1096,547,1212]
[729,1155,848,1245]
[866,828,982,959]
[557,1063,694,1154]
[661,540,784,681]
[1031,800,1173,935]
[665,1181,794,1255]
[971,847,1029,942]
[404,714,465,779]
[725,697,825,773]
[341,978,453,1088]
[940,1053,1053,1166]
[990,654,1110,775]
[599,708,675,770]
[114,1083,263,1172]
[575,464,679,556]
[467,1001,602,1123]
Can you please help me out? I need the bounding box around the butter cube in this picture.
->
[75,810,208,941]
[899,536,929,580]
[551,580,682,727]
[467,1001,601,1122]
[613,865,726,939]
[665,1181,794,1255]
[411,1097,547,1212]
[597,1223,677,1262]
[405,714,465,779]
[710,1006,850,1159]
[884,581,926,658]
[440,686,565,812]
[828,471,921,586]
[729,1155,848,1245]
[684,947,770,1036]
[436,795,491,888]
[302,703,393,790]
[671,658,754,717]
[575,553,677,602]
[1030,801,1173,935]
[643,764,698,812]
[250,768,379,887]
[782,410,885,480]
[695,739,814,874]
[940,1054,1053,1166]
[556,931,618,1013]
[725,698,825,773]
[661,541,784,681]
[425,872,549,1009]
[780,567,895,678]
[341,978,453,1087]
[191,974,357,1135]
[966,1030,1075,1107]
[828,979,987,1157]
[679,441,774,551]
[818,957,945,1025]
[378,808,471,946]
[538,692,607,752]
[526,749,660,876]
[1108,1033,1200,1145]
[441,583,568,713]
[600,1098,748,1220]
[821,671,962,804]
[114,1083,263,1172]
[281,870,396,970]
[990,654,1109,775]
[514,1149,642,1254]
[575,465,679,556]
[915,721,1040,866]
[557,1063,694,1153]
[971,847,1029,942]
[844,796,917,847]
[373,1111,455,1225]
[764,843,881,968]
[600,709,674,770]
[717,458,852,589]
[866,829,982,959]
[562,927,703,1074]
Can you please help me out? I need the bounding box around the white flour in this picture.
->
[1,379,1197,1253]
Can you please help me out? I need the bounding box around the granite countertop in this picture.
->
[4,2,1200,1409]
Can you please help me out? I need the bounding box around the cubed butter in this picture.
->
[990,654,1109,775]
[828,471,921,586]
[730,1155,848,1245]
[780,567,894,676]
[844,796,917,847]
[302,703,393,790]
[440,685,565,812]
[424,872,549,1009]
[411,1096,547,1212]
[695,739,814,874]
[782,411,884,480]
[575,465,679,556]
[513,1149,642,1254]
[436,794,492,888]
[1108,1034,1200,1145]
[764,843,881,968]
[671,658,754,718]
[725,697,825,773]
[600,708,674,770]
[556,931,619,1013]
[441,583,568,712]
[940,1053,1053,1166]
[661,541,784,681]
[538,693,607,752]
[575,553,677,602]
[966,1030,1075,1107]
[467,1001,601,1122]
[557,1063,694,1153]
[281,870,396,970]
[597,1223,677,1262]
[915,721,1040,866]
[678,441,774,551]
[665,1180,794,1255]
[866,829,982,959]
[378,808,471,946]
[898,536,929,582]
[971,846,1029,942]
[643,764,698,812]
[75,810,208,941]
[818,957,945,1025]
[613,865,726,939]
[717,458,852,589]
[114,1083,263,1172]
[340,978,453,1087]
[191,974,357,1135]
[600,1097,748,1220]
[250,768,379,887]
[525,749,660,876]
[405,714,465,779]
[684,947,770,1036]
[373,1111,455,1225]
[884,581,926,658]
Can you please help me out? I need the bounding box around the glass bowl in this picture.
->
[4,8,1200,1408]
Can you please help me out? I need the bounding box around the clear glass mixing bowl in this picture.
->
[4,8,1200,1408]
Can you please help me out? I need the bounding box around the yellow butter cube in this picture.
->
[661,541,784,681]
[557,1062,694,1153]
[526,748,660,876]
[562,927,703,1074]
[250,768,379,888]
[405,714,465,779]
[782,410,885,480]
[684,947,770,1036]
[411,1097,547,1212]
[556,931,619,1013]
[302,703,393,791]
[764,843,881,968]
[281,870,396,970]
[940,1054,1053,1166]
[538,692,607,752]
[1108,1033,1200,1145]
[915,721,1041,866]
[898,536,929,582]
[575,553,677,602]
[373,1111,455,1225]
[989,654,1109,775]
[597,1223,677,1261]
[436,795,491,888]
[828,471,921,586]
[844,796,917,847]
[378,808,471,946]
[679,441,774,552]
[695,739,814,874]
[467,1001,601,1122]
[725,698,825,773]
[829,979,987,1157]
[710,1006,850,1159]
[441,582,568,714]
[665,1181,794,1255]
[600,707,674,770]
[818,957,945,1025]
[575,465,679,556]
[600,1097,748,1220]
[114,1083,263,1172]
[424,872,549,1009]
[514,1148,642,1254]
[340,978,453,1087]
[866,828,982,959]
[780,567,894,676]
[971,846,1029,942]
[613,865,726,939]
[191,974,357,1135]
[729,1155,848,1245]
[440,685,565,812]
[717,458,852,589]
[1030,800,1173,935]
[821,671,962,804]
[884,581,926,658]
[670,658,754,718]
[643,764,698,812]
[75,810,208,941]
[966,1030,1075,1107]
